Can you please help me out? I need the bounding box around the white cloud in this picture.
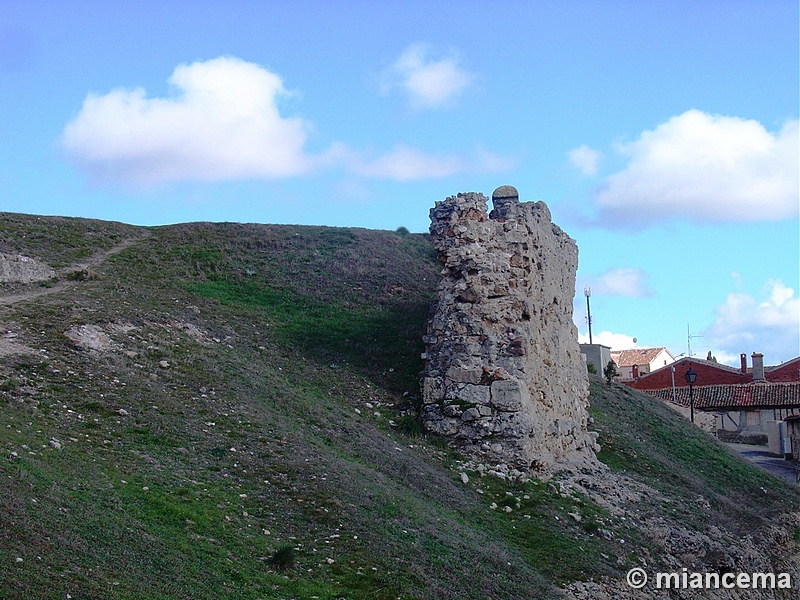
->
[381,43,474,109]
[61,56,315,186]
[585,267,652,298]
[569,144,601,176]
[61,55,506,186]
[593,110,799,227]
[578,330,638,350]
[705,279,800,362]
[348,144,464,181]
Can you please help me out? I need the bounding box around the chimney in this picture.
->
[740,353,747,374]
[751,352,765,381]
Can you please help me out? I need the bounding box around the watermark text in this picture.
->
[626,567,793,590]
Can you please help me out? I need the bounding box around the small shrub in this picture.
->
[603,361,618,385]
[66,268,99,281]
[582,519,601,534]
[396,414,423,438]
[269,545,296,572]
[587,363,597,375]
[395,226,410,236]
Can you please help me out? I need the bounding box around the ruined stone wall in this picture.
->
[420,186,599,475]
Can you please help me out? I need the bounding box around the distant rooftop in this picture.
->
[611,347,672,367]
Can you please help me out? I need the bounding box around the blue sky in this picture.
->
[2,0,798,366]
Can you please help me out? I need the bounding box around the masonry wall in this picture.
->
[628,359,750,390]
[767,358,800,383]
[420,187,599,475]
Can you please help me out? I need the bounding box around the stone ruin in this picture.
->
[420,186,600,476]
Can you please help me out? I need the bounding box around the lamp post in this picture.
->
[684,367,697,423]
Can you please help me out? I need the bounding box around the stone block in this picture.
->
[456,383,491,405]
[490,379,528,412]
[442,404,463,417]
[445,366,483,384]
[461,407,481,422]
[422,377,444,404]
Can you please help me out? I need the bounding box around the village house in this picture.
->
[627,352,800,444]
[610,347,676,381]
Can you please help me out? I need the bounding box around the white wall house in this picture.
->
[611,347,676,381]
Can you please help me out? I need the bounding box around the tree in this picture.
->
[603,360,618,385]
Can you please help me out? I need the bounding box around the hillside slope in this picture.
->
[0,212,798,599]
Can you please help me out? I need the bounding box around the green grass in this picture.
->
[0,212,137,267]
[0,213,797,599]
[190,278,430,393]
[589,377,796,532]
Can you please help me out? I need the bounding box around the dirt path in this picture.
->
[0,230,151,307]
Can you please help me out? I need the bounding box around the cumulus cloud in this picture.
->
[61,55,509,186]
[569,144,601,176]
[585,267,652,298]
[577,330,638,350]
[704,279,800,362]
[381,43,474,109]
[593,110,799,227]
[61,56,316,186]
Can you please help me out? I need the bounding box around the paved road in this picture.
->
[724,443,799,484]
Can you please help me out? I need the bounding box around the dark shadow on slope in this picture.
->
[190,279,434,394]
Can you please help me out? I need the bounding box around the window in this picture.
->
[746,411,761,428]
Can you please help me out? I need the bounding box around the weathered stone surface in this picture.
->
[0,253,55,283]
[64,324,113,352]
[421,187,600,474]
[490,379,527,412]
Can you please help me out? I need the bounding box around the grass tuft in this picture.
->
[268,545,297,572]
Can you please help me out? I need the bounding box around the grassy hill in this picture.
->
[0,212,798,599]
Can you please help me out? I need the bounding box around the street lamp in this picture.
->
[684,367,697,423]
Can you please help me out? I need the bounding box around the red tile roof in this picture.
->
[645,382,800,410]
[612,347,670,367]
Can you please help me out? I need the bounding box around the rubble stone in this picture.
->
[0,253,55,283]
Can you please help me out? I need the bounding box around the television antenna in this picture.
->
[687,324,703,357]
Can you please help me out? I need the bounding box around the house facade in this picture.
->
[645,382,800,443]
[628,353,800,391]
[766,357,800,383]
[628,352,800,443]
[611,347,676,381]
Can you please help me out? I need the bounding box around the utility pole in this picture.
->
[585,287,593,344]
